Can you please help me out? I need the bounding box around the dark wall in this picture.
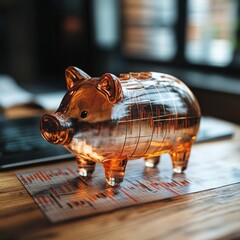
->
[0,0,95,88]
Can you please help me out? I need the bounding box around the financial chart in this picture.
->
[17,153,240,223]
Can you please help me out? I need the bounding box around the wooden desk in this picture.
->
[0,126,240,240]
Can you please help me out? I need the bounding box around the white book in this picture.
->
[0,75,65,118]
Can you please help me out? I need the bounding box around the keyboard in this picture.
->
[0,117,73,169]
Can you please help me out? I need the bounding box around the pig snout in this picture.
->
[40,114,73,145]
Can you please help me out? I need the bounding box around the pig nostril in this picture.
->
[41,116,59,134]
[44,118,58,133]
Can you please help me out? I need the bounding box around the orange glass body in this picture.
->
[40,67,201,186]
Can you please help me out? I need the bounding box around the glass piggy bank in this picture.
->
[40,66,201,186]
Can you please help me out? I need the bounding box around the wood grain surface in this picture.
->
[0,126,239,240]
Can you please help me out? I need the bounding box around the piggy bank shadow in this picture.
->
[143,165,188,187]
[143,166,160,177]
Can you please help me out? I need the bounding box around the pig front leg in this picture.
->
[102,158,128,187]
[77,157,96,177]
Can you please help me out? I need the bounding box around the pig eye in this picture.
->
[80,110,88,119]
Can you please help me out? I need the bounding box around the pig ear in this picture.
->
[65,66,90,89]
[97,73,123,104]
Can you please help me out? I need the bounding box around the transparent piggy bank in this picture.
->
[40,66,201,186]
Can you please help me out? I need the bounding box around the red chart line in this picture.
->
[122,188,138,203]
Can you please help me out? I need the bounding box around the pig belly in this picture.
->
[67,116,199,162]
[95,116,199,161]
[116,131,195,160]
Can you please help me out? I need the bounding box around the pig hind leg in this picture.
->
[170,148,191,173]
[103,158,128,187]
[77,157,96,177]
[144,156,160,168]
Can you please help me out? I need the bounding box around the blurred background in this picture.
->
[0,0,239,123]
